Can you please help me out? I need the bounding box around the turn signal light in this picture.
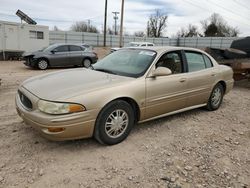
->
[48,127,65,133]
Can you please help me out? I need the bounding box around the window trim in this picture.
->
[184,50,210,73]
[155,50,185,74]
[54,45,69,52]
[29,30,44,40]
[202,54,214,68]
[69,45,83,52]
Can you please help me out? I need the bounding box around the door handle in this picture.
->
[179,78,187,83]
[211,73,216,77]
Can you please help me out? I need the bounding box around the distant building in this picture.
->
[0,20,49,60]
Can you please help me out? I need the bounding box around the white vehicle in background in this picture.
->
[110,42,155,53]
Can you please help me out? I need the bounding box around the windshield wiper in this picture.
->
[95,68,117,75]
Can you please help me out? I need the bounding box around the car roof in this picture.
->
[130,42,154,44]
[129,46,206,54]
[51,43,88,47]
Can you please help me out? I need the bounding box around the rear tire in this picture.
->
[94,100,134,145]
[83,59,92,68]
[37,59,49,70]
[206,83,224,111]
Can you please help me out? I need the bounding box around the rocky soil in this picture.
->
[0,48,249,188]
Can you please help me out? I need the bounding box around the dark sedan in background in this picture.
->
[23,44,98,70]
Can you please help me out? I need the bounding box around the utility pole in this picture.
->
[119,0,124,47]
[103,0,108,47]
[87,19,90,32]
[112,11,119,35]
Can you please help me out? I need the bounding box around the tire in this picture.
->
[83,59,92,68]
[94,100,135,145]
[37,59,49,70]
[206,83,224,111]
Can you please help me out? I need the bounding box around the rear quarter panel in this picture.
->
[216,65,234,94]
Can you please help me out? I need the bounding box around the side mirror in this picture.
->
[51,49,58,54]
[151,67,172,77]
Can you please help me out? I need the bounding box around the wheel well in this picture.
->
[218,81,226,93]
[111,97,140,123]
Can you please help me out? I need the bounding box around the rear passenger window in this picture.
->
[148,44,154,46]
[70,45,82,51]
[185,52,206,72]
[203,55,213,68]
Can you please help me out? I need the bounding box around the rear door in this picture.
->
[68,45,84,66]
[49,45,69,66]
[184,51,216,107]
[145,50,188,119]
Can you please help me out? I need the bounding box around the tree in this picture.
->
[53,25,60,31]
[134,31,145,37]
[201,13,239,37]
[70,21,99,33]
[107,27,115,35]
[147,9,168,37]
[177,24,201,37]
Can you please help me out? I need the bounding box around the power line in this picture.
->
[216,0,250,13]
[206,0,250,23]
[182,0,250,28]
[233,0,249,10]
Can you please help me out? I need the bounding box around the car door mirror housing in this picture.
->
[151,67,172,77]
[51,49,58,54]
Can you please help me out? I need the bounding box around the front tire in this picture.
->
[206,83,224,111]
[37,59,49,70]
[94,100,135,145]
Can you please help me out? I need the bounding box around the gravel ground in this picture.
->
[0,49,249,188]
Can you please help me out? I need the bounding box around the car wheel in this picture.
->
[37,59,49,70]
[206,83,224,111]
[94,100,135,145]
[83,59,92,68]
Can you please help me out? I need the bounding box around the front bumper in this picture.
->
[23,57,37,67]
[16,87,98,141]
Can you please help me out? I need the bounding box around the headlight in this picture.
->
[38,100,86,115]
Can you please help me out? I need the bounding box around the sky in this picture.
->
[1,0,250,37]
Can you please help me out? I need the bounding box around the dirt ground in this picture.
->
[0,48,249,188]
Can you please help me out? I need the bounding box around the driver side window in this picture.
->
[54,45,69,52]
[156,51,183,74]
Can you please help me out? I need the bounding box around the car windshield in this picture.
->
[93,49,157,78]
[42,44,59,52]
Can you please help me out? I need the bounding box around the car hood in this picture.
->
[111,48,121,51]
[21,68,133,101]
[23,51,46,57]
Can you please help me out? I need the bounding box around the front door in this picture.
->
[49,45,69,66]
[145,51,188,120]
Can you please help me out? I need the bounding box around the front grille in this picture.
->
[18,90,33,110]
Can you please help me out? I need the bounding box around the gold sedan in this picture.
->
[16,47,234,145]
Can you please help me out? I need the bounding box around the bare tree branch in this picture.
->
[71,21,99,33]
[147,9,168,37]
